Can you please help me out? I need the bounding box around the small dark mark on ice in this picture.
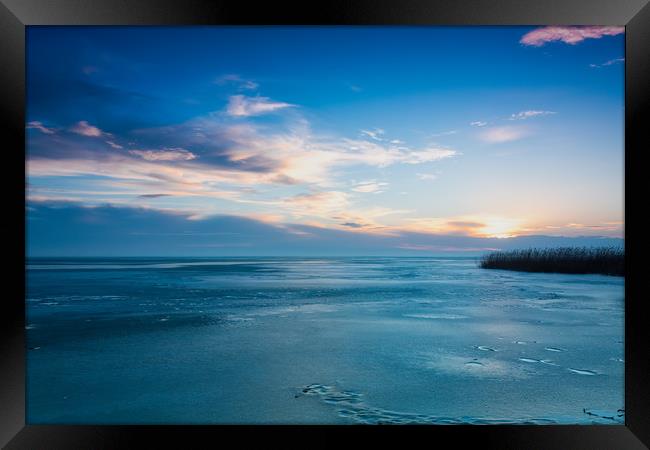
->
[583,408,623,423]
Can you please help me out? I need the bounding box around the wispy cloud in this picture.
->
[360,128,385,141]
[479,126,528,143]
[417,173,438,181]
[589,57,625,68]
[214,74,259,90]
[520,26,624,47]
[401,148,457,164]
[520,221,624,237]
[226,95,294,117]
[470,121,487,127]
[352,180,388,193]
[70,121,105,137]
[138,193,171,198]
[330,208,411,233]
[509,110,556,120]
[431,130,458,137]
[105,140,123,149]
[129,148,197,161]
[283,191,350,218]
[26,121,55,134]
[340,221,364,228]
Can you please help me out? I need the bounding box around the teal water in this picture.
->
[26,257,624,424]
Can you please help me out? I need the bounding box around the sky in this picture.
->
[26,26,625,256]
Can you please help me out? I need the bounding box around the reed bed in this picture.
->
[479,247,624,276]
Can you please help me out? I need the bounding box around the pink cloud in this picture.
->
[479,126,528,143]
[226,95,294,117]
[70,121,103,137]
[520,26,624,47]
[129,148,197,161]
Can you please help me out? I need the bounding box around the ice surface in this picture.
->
[26,257,624,424]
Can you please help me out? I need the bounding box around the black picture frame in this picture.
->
[1,0,648,448]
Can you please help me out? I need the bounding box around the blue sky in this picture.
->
[26,26,624,256]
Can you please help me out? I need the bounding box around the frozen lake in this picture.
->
[26,257,624,424]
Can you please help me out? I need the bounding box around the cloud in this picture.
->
[394,243,499,253]
[283,191,350,217]
[340,222,364,228]
[352,181,388,193]
[520,26,624,47]
[479,126,528,143]
[26,121,56,134]
[214,74,258,90]
[431,130,458,137]
[28,100,458,230]
[470,121,487,127]
[226,95,294,117]
[403,215,524,238]
[105,140,123,149]
[26,201,624,257]
[27,154,267,211]
[446,221,485,229]
[519,221,624,237]
[138,193,170,198]
[400,148,457,164]
[31,93,458,183]
[417,173,438,181]
[509,110,556,120]
[70,120,104,137]
[589,57,625,68]
[28,116,459,229]
[129,148,197,161]
[556,222,623,232]
[330,208,412,233]
[360,128,385,141]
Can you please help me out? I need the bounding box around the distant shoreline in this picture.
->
[479,247,624,276]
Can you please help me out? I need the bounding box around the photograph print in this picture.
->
[26,25,625,425]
